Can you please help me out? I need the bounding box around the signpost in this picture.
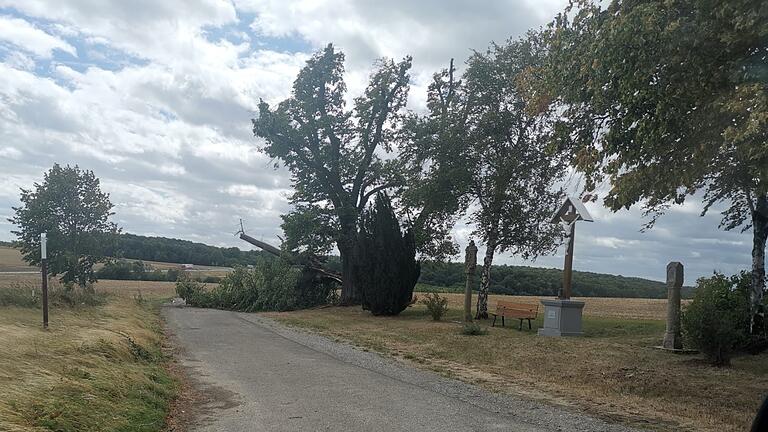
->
[41,233,49,329]
[538,197,593,337]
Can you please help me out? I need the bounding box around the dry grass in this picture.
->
[437,293,689,321]
[0,279,178,432]
[0,245,231,276]
[0,246,37,272]
[265,297,767,432]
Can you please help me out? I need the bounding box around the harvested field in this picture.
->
[0,246,37,272]
[438,293,689,321]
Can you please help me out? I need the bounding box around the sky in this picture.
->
[0,0,753,283]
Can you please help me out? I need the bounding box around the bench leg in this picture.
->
[492,315,497,327]
[501,316,505,327]
[518,319,523,330]
[528,319,532,330]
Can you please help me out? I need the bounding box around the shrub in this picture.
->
[96,259,134,280]
[202,275,222,284]
[0,283,39,307]
[682,272,751,366]
[0,282,105,307]
[165,268,180,282]
[179,259,333,312]
[460,322,488,336]
[420,292,449,321]
[354,193,420,316]
[175,272,206,302]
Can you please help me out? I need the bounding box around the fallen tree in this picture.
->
[236,223,342,286]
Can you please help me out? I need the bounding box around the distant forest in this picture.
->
[5,233,690,298]
[416,261,694,299]
[103,233,271,267]
[324,257,691,299]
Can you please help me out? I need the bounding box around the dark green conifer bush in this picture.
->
[354,193,420,316]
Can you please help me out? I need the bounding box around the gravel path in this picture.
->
[164,306,641,432]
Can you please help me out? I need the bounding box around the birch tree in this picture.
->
[402,35,566,318]
[463,37,566,319]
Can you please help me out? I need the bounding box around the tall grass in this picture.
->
[0,281,106,307]
[0,295,177,432]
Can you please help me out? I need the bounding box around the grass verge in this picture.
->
[264,296,767,432]
[0,283,178,432]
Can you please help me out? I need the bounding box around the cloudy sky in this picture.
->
[0,0,752,283]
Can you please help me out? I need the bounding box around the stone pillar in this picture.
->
[663,261,684,350]
[464,240,478,323]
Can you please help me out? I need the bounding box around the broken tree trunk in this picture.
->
[237,231,342,285]
[239,232,282,257]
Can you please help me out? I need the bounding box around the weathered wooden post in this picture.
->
[41,233,49,329]
[539,197,593,337]
[662,262,684,350]
[464,240,478,322]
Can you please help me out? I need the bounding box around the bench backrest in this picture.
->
[495,301,538,318]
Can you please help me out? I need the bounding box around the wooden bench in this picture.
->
[491,301,538,330]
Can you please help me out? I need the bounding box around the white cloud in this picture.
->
[0,0,236,61]
[0,15,76,57]
[0,0,756,283]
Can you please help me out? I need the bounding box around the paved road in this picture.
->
[164,307,637,432]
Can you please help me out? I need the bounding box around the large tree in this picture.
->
[403,36,567,319]
[399,59,473,260]
[253,44,412,305]
[9,164,119,287]
[543,0,768,332]
[463,37,567,319]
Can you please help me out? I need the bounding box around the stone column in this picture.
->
[464,240,478,323]
[663,262,684,350]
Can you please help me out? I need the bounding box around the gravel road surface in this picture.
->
[164,306,639,432]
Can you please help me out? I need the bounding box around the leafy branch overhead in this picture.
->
[543,0,768,330]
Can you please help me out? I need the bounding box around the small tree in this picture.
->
[9,164,119,287]
[354,193,420,316]
[404,35,566,319]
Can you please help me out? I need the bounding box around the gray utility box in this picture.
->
[537,299,585,337]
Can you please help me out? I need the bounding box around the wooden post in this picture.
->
[560,221,575,300]
[464,240,478,322]
[41,233,48,329]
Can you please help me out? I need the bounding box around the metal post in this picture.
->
[41,233,48,329]
[561,222,575,300]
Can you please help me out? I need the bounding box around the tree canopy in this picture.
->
[253,44,412,304]
[403,35,566,318]
[543,0,768,330]
[354,193,420,316]
[9,164,119,287]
